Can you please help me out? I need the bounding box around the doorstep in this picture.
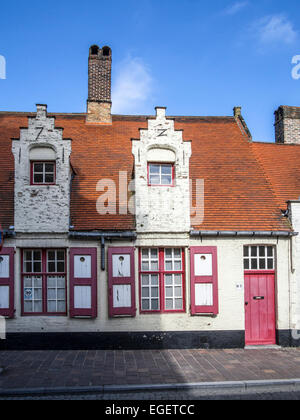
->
[244,345,282,350]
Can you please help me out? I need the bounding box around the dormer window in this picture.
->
[148,163,174,186]
[31,162,56,185]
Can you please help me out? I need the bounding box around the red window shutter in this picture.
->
[108,247,136,317]
[69,248,97,318]
[190,247,219,315]
[0,248,14,318]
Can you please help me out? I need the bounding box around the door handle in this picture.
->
[245,302,249,306]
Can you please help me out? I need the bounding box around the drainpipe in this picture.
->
[69,231,137,271]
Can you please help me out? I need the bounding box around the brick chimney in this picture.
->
[275,106,300,144]
[86,45,112,124]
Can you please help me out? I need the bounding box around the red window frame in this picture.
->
[21,249,67,316]
[190,246,219,315]
[0,248,14,318]
[139,248,186,314]
[147,163,175,187]
[30,161,56,186]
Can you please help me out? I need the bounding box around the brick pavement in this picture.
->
[1,348,300,391]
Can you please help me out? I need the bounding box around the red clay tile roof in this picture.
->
[252,142,300,210]
[0,112,290,232]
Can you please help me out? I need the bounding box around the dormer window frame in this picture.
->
[147,162,175,187]
[30,161,56,186]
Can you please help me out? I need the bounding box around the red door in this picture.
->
[244,272,276,346]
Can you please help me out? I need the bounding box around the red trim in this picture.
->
[21,249,67,316]
[30,161,56,186]
[0,248,15,318]
[69,248,97,318]
[108,247,136,318]
[190,247,219,315]
[0,224,3,252]
[147,163,175,187]
[139,248,186,314]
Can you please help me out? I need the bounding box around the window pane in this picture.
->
[57,301,66,312]
[48,289,56,300]
[244,259,249,270]
[165,287,173,297]
[174,249,181,258]
[259,259,266,270]
[151,287,159,298]
[149,165,160,174]
[48,301,56,313]
[48,251,55,261]
[142,288,149,298]
[161,165,172,175]
[151,275,159,285]
[161,175,172,185]
[57,251,65,261]
[267,259,274,269]
[33,251,42,261]
[150,261,158,271]
[244,247,249,257]
[174,274,182,285]
[165,299,173,310]
[58,289,66,300]
[175,299,183,310]
[259,246,265,257]
[151,299,159,310]
[251,259,258,270]
[34,164,43,172]
[175,287,182,297]
[45,164,54,172]
[251,247,257,257]
[174,261,182,271]
[151,249,158,258]
[165,261,172,271]
[34,301,43,313]
[142,300,150,310]
[150,175,160,185]
[267,247,273,257]
[165,249,172,258]
[165,275,173,285]
[33,262,42,273]
[142,275,149,286]
[142,262,149,271]
[48,262,56,273]
[45,174,54,183]
[142,249,149,258]
[24,301,33,313]
[34,174,43,183]
[57,262,65,273]
[25,262,32,273]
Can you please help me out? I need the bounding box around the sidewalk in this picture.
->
[1,348,300,394]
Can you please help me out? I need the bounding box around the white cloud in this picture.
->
[112,57,153,114]
[252,15,297,46]
[224,1,249,16]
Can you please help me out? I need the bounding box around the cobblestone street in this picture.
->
[1,348,300,392]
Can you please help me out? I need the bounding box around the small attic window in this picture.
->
[102,47,111,57]
[90,45,99,56]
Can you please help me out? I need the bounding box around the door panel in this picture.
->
[244,272,276,346]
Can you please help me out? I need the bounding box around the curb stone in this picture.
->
[0,379,300,397]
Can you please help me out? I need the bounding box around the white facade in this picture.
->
[12,105,72,233]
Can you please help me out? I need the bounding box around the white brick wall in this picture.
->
[132,108,192,233]
[12,105,72,233]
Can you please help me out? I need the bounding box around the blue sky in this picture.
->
[0,0,300,141]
